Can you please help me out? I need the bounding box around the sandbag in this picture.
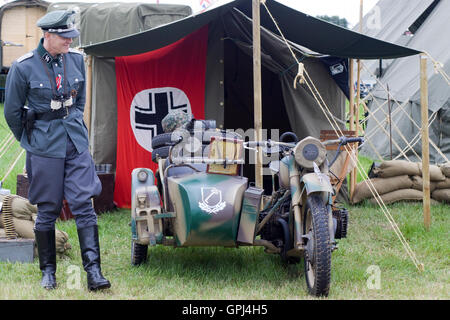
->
[0,194,71,255]
[417,163,446,182]
[56,230,72,254]
[11,195,37,220]
[368,188,425,205]
[431,189,450,203]
[13,218,35,239]
[435,178,450,190]
[12,218,71,254]
[439,162,450,178]
[410,176,437,192]
[352,175,412,204]
[371,160,420,178]
[0,194,37,221]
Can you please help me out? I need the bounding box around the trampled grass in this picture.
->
[0,202,448,300]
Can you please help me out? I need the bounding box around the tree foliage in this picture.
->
[316,15,349,29]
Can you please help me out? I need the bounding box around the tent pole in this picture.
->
[349,59,355,131]
[351,0,364,199]
[387,84,393,160]
[252,0,263,189]
[353,57,361,196]
[420,53,431,231]
[348,58,355,201]
[84,54,93,135]
[356,0,363,136]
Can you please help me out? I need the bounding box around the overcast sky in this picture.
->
[0,0,380,28]
[160,0,380,27]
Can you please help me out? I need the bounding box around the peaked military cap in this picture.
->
[37,10,80,38]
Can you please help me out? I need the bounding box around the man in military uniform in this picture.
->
[4,10,110,291]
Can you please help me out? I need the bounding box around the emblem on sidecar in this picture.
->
[199,187,226,214]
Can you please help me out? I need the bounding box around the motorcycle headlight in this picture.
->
[137,169,149,182]
[293,136,326,169]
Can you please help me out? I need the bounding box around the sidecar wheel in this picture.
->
[131,240,148,266]
[303,194,331,297]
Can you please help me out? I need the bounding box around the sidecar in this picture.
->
[130,128,266,265]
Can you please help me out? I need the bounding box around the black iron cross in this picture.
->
[134,90,188,139]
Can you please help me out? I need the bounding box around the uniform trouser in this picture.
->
[26,137,102,231]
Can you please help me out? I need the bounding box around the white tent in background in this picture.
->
[356,0,450,164]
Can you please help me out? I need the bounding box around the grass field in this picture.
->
[0,104,26,194]
[0,202,448,300]
[1,103,448,300]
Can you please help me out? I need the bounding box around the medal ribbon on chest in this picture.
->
[56,74,62,91]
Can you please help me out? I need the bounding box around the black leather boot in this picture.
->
[77,225,111,291]
[34,229,57,290]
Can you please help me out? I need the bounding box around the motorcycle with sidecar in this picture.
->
[130,121,363,297]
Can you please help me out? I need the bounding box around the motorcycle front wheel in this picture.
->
[303,194,332,297]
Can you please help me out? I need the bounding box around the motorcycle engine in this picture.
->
[258,197,290,244]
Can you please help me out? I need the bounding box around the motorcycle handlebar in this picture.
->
[341,136,364,144]
[322,136,364,146]
[244,141,296,148]
[245,136,364,149]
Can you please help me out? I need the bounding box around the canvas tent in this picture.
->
[81,0,418,160]
[48,0,419,205]
[355,0,450,163]
[78,0,420,204]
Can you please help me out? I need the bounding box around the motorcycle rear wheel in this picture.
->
[303,194,331,297]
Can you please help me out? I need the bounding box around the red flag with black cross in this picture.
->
[114,26,208,208]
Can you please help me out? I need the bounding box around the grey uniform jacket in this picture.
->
[4,40,88,158]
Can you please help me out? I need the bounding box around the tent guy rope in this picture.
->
[360,61,449,163]
[259,0,305,88]
[423,51,450,86]
[0,133,15,160]
[302,69,424,272]
[260,1,425,272]
[0,149,25,185]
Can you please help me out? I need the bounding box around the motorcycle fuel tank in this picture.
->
[167,172,248,247]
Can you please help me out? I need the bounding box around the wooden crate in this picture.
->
[16,173,116,218]
[94,173,116,214]
[0,239,35,263]
[320,130,357,203]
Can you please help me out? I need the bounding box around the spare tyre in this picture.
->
[151,146,171,163]
[152,133,175,149]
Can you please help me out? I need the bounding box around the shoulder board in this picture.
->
[16,52,34,63]
[68,48,85,56]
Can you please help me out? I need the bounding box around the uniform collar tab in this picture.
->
[37,38,62,64]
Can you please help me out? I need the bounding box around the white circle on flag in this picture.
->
[130,87,192,152]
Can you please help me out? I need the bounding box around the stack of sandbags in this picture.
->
[0,194,71,256]
[433,162,450,203]
[352,160,449,205]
